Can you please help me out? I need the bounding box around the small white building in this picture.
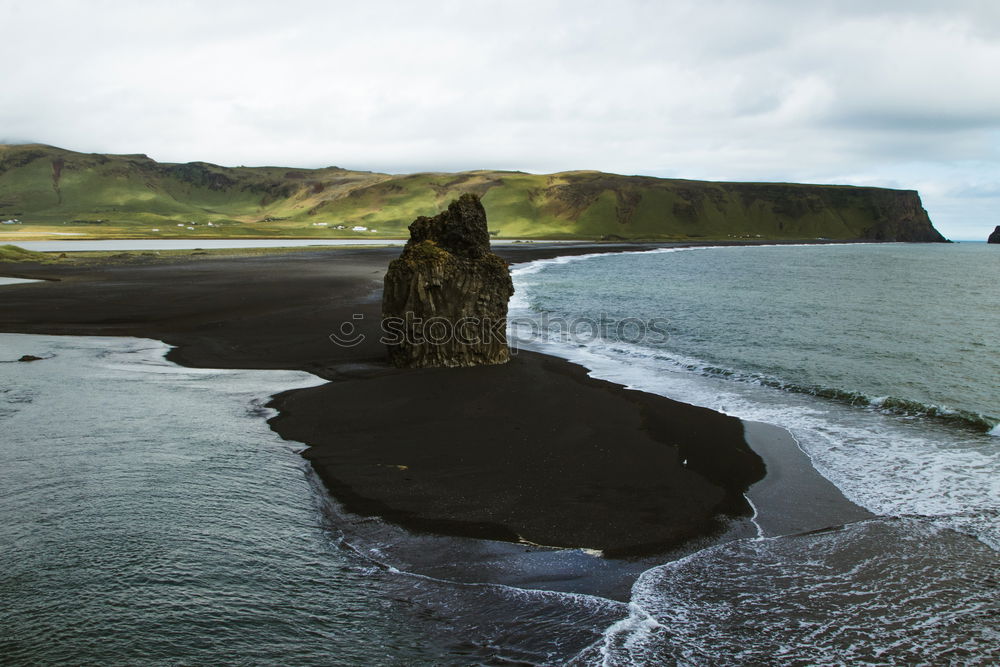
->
[351,225,368,232]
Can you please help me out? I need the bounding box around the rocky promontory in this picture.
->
[989,226,1000,244]
[0,143,951,242]
[382,194,514,368]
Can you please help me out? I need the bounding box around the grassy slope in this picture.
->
[0,244,52,262]
[0,144,946,241]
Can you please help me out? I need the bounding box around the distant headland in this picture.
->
[0,143,947,242]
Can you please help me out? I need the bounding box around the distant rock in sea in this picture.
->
[18,355,43,362]
[989,226,1000,244]
[382,194,514,368]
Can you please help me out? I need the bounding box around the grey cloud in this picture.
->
[950,182,1000,198]
[2,0,1000,239]
[828,111,1000,133]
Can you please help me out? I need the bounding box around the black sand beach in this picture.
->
[0,243,864,559]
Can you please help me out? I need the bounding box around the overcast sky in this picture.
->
[3,1,999,239]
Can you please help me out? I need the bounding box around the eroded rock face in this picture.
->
[382,194,514,368]
[989,226,1000,244]
[858,190,948,242]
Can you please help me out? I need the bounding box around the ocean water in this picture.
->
[510,242,1000,664]
[3,243,998,665]
[0,335,624,665]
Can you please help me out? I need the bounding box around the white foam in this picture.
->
[591,519,1000,665]
[509,249,1000,552]
[510,242,872,279]
[526,336,1000,550]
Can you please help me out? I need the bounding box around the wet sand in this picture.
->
[0,242,866,559]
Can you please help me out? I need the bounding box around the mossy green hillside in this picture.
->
[0,244,52,262]
[0,144,946,242]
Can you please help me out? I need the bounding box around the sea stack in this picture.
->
[989,226,1000,244]
[382,194,514,368]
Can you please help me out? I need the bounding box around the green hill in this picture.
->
[0,144,947,242]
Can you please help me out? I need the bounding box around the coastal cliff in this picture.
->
[0,143,948,242]
[989,226,1000,243]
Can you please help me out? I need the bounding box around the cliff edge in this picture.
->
[0,143,950,242]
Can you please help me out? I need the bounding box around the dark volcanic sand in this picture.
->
[272,351,762,555]
[0,243,766,555]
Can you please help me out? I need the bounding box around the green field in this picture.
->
[0,244,52,262]
[0,144,946,242]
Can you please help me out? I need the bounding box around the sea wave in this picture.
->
[510,245,1000,665]
[509,249,1000,552]
[509,245,999,437]
[685,354,998,435]
[571,518,1000,666]
[508,242,873,278]
[510,326,999,436]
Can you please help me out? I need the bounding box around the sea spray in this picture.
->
[577,519,1000,665]
[511,242,1000,662]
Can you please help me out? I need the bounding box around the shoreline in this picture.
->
[266,347,763,556]
[0,241,871,566]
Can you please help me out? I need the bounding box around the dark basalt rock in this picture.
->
[989,226,1000,244]
[18,355,43,362]
[856,190,947,242]
[382,194,514,368]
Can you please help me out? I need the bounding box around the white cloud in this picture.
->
[1,0,999,238]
